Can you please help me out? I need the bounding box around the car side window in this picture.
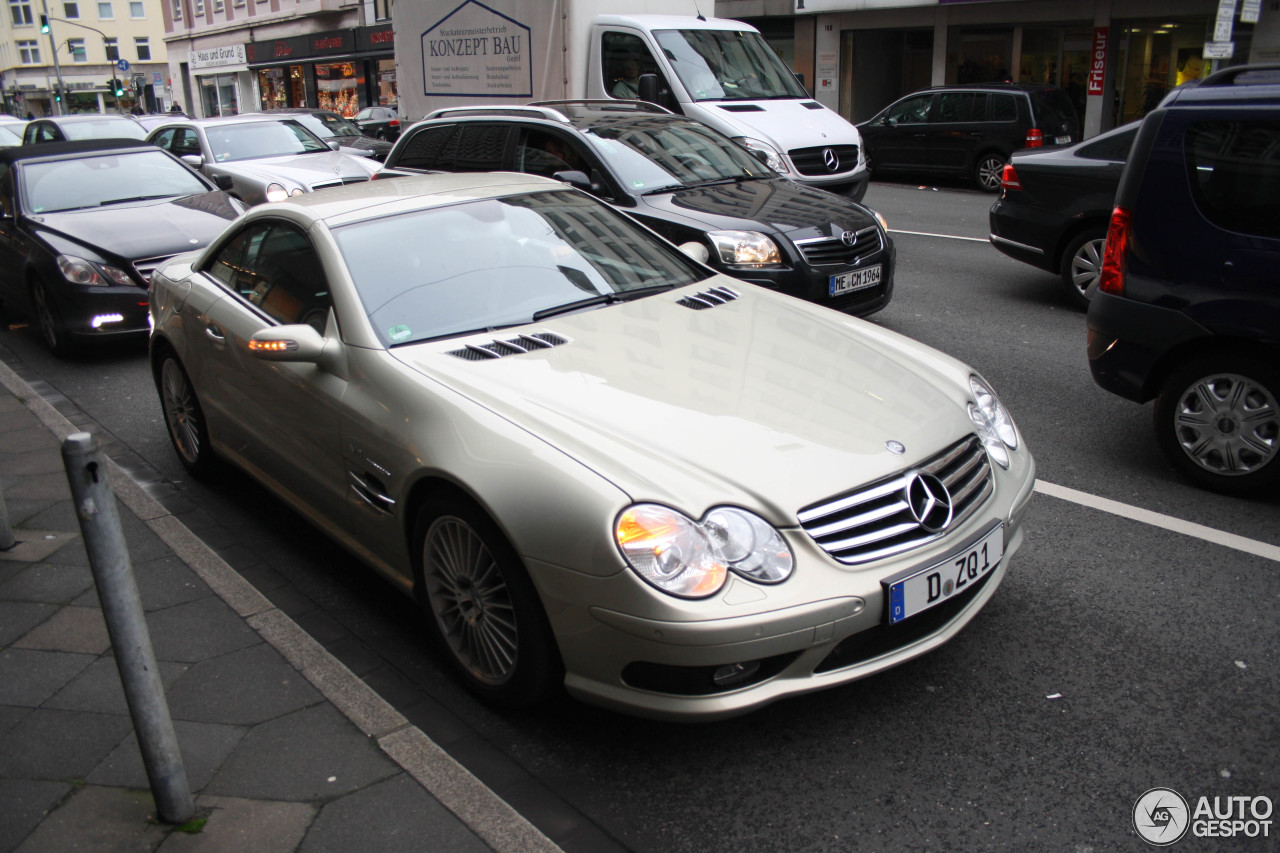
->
[516,130,584,177]
[935,92,986,123]
[392,125,455,170]
[1186,119,1280,239]
[449,125,512,172]
[602,32,666,100]
[174,128,202,158]
[886,94,932,124]
[991,94,1017,122]
[151,128,176,151]
[207,221,333,332]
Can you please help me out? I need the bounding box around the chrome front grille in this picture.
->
[788,144,860,176]
[132,255,176,287]
[797,436,993,565]
[794,228,883,267]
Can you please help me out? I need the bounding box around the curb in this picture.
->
[0,357,561,853]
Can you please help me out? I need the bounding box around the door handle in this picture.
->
[205,323,226,346]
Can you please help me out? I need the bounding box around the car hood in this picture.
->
[391,282,977,521]
[691,100,864,154]
[28,191,241,261]
[652,176,877,239]
[220,150,379,183]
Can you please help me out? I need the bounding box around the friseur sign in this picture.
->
[421,0,532,98]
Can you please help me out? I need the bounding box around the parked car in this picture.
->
[1087,65,1280,495]
[988,121,1138,307]
[148,171,1035,720]
[379,101,895,317]
[145,116,380,206]
[242,108,394,162]
[22,114,148,144]
[354,105,400,141]
[0,139,245,356]
[858,83,1080,192]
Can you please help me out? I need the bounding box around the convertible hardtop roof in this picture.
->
[0,137,153,165]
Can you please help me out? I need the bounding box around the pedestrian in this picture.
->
[25,111,33,120]
[170,102,185,114]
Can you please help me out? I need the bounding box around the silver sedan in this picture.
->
[146,115,379,205]
[148,173,1036,720]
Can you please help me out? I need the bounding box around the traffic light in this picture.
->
[113,78,124,97]
[40,14,49,33]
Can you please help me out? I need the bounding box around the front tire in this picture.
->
[1059,228,1107,309]
[414,496,560,708]
[1154,354,1280,495]
[974,152,1006,193]
[156,353,217,477]
[31,277,75,358]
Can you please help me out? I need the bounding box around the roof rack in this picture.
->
[529,99,673,115]
[422,105,572,123]
[1198,63,1280,87]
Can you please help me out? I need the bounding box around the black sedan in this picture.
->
[353,105,400,141]
[988,122,1138,307]
[380,101,895,317]
[0,139,245,356]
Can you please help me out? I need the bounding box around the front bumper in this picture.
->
[729,238,896,319]
[51,281,151,339]
[793,169,871,204]
[534,451,1036,721]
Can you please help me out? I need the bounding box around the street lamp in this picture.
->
[40,10,122,112]
[39,0,66,115]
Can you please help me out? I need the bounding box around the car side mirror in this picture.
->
[553,170,592,192]
[181,153,205,168]
[678,241,710,264]
[638,73,661,105]
[213,174,234,191]
[326,139,342,151]
[247,324,327,362]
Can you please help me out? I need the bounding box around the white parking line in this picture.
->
[888,229,990,243]
[1035,480,1280,563]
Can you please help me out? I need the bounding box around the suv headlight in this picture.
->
[264,182,291,203]
[615,503,794,598]
[733,137,787,173]
[707,231,782,267]
[57,255,132,287]
[968,375,1019,468]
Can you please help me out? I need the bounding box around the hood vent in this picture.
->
[677,286,739,310]
[447,331,569,361]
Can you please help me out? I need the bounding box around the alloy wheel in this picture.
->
[1171,372,1278,477]
[161,358,203,467]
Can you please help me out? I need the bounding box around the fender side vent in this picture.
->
[447,331,569,361]
[677,287,740,310]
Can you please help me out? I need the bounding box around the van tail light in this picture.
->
[1098,206,1131,296]
[1000,163,1021,191]
[1025,128,1043,148]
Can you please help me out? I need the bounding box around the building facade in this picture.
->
[718,0,1278,138]
[161,0,394,118]
[1,0,171,117]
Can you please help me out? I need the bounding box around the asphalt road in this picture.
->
[1,178,1276,853]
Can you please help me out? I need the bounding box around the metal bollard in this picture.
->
[61,432,194,825]
[0,488,14,551]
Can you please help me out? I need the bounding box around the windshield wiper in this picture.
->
[531,284,675,321]
[98,194,177,205]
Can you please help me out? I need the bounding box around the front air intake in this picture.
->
[446,332,569,361]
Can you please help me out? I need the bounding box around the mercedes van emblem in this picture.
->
[822,147,839,172]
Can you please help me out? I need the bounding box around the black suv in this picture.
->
[379,101,895,317]
[858,83,1079,192]
[1086,65,1280,495]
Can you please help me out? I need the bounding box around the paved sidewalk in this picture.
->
[0,361,562,853]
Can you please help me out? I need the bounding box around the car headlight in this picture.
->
[733,136,787,173]
[615,503,794,598]
[870,209,889,232]
[707,231,782,267]
[968,375,1019,469]
[290,187,306,197]
[264,183,290,203]
[57,255,132,287]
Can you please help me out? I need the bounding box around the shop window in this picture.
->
[316,62,358,117]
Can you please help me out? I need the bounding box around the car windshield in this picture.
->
[654,29,807,101]
[206,120,330,162]
[0,126,22,147]
[333,190,712,346]
[581,117,774,193]
[60,118,147,141]
[298,112,363,139]
[21,149,210,213]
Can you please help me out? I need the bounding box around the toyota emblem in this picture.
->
[904,472,953,534]
[840,230,857,247]
[822,147,840,172]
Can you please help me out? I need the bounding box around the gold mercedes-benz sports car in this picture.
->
[149,172,1035,721]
